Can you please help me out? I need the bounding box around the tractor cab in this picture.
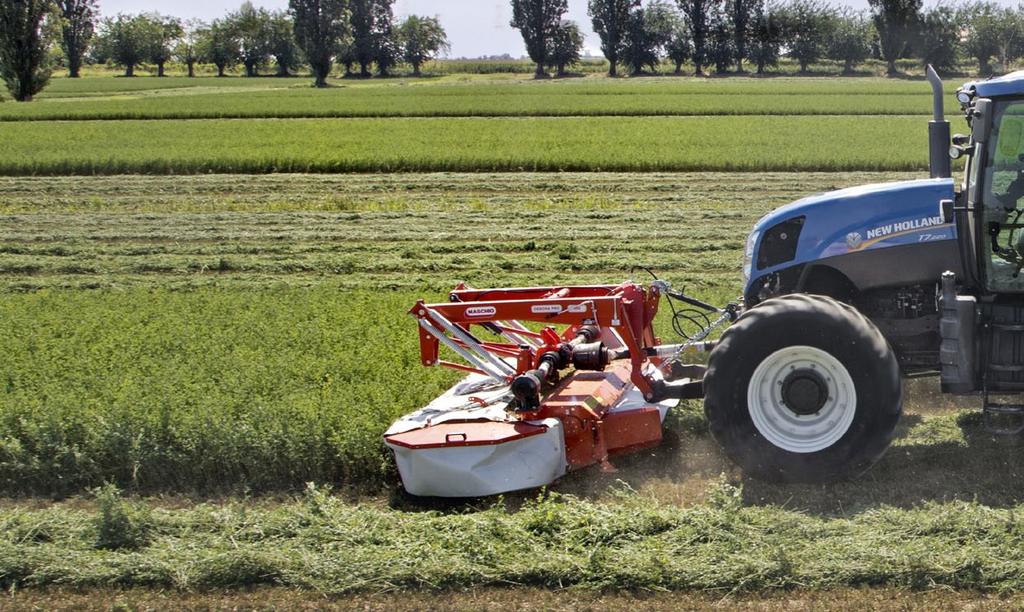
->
[953,77,1024,294]
[939,70,1024,427]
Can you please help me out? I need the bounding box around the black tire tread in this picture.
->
[704,293,902,482]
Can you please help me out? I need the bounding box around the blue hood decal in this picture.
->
[746,178,955,292]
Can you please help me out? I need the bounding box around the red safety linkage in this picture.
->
[409,282,664,399]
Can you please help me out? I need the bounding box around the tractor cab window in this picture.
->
[982,100,1024,291]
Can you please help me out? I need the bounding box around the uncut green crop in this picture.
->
[0,87,942,122]
[0,288,460,495]
[0,76,961,121]
[0,115,941,175]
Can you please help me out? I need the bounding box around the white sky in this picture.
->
[96,0,1015,59]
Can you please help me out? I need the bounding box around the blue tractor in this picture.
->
[704,67,1024,481]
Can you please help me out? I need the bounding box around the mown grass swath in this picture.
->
[0,172,909,291]
[6,484,1024,592]
[0,115,935,175]
[36,75,306,97]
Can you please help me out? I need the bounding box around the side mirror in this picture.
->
[973,98,994,144]
[940,199,955,224]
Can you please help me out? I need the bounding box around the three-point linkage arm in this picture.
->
[409,282,667,402]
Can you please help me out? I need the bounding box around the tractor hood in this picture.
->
[746,177,956,292]
[963,70,1024,98]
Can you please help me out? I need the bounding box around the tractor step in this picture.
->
[983,400,1024,435]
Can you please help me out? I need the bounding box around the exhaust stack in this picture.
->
[927,65,952,179]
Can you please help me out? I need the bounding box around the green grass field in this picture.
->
[0,74,975,174]
[1,74,1017,601]
[0,78,955,121]
[0,115,936,174]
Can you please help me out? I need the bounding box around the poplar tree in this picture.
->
[588,0,639,76]
[510,0,568,78]
[56,0,96,78]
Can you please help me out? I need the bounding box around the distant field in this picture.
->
[0,90,942,121]
[0,75,972,174]
[35,75,309,97]
[0,115,936,174]
[0,77,957,121]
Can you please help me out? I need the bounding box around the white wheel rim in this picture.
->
[746,345,857,454]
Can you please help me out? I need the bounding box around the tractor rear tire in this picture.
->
[704,293,902,483]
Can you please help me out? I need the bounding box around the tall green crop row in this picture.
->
[0,91,940,121]
[0,289,459,495]
[0,115,933,175]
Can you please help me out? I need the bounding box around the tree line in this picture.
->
[0,0,449,100]
[6,0,1024,102]
[514,0,1024,78]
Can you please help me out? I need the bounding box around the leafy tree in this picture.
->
[747,0,782,73]
[267,11,300,76]
[373,16,399,76]
[337,37,356,75]
[778,0,833,73]
[991,7,1024,72]
[99,13,156,77]
[350,0,394,77]
[728,0,754,72]
[709,6,733,73]
[677,0,717,75]
[397,15,449,76]
[962,3,1001,76]
[916,4,958,74]
[0,0,53,101]
[56,0,96,78]
[666,20,691,73]
[510,0,568,78]
[148,14,182,77]
[588,0,639,76]
[868,0,921,76]
[290,0,349,86]
[827,9,870,74]
[200,19,241,77]
[547,19,583,76]
[228,2,271,76]
[621,0,677,75]
[175,20,208,78]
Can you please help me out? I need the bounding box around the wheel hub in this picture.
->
[780,368,829,415]
[746,345,857,454]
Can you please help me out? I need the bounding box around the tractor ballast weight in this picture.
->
[388,66,1024,496]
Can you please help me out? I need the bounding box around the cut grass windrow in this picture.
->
[6,486,1024,593]
[0,172,912,291]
